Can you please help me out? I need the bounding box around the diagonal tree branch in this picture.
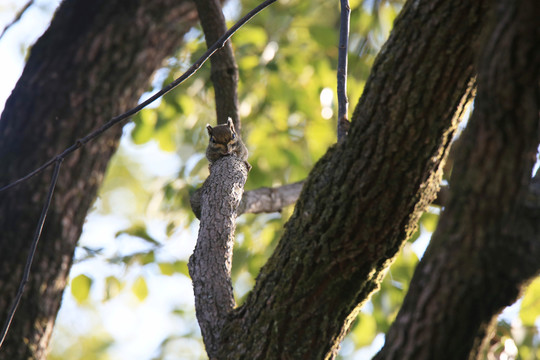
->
[0,0,34,41]
[217,0,489,357]
[376,0,540,358]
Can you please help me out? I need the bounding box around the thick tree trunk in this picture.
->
[375,0,540,359]
[217,0,488,358]
[0,1,200,358]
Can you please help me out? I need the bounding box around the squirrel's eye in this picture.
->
[210,137,215,143]
[231,133,236,139]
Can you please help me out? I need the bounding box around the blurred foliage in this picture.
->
[1,0,528,358]
[49,330,114,360]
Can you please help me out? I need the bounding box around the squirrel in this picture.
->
[206,117,251,171]
[191,118,250,219]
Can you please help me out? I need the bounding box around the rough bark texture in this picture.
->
[196,0,240,128]
[217,0,488,358]
[0,1,199,358]
[237,181,304,215]
[376,0,540,359]
[188,156,248,359]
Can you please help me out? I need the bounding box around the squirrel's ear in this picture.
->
[227,117,234,129]
[206,124,213,135]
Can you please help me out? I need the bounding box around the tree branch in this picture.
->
[191,181,304,219]
[337,0,351,142]
[188,156,248,358]
[195,0,240,128]
[376,0,540,357]
[238,181,304,215]
[218,0,488,357]
[0,0,34,41]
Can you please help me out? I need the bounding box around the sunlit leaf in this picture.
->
[520,277,540,326]
[309,25,337,48]
[233,25,268,47]
[155,127,176,152]
[378,3,398,38]
[71,274,92,304]
[104,276,123,301]
[132,276,149,301]
[159,262,175,276]
[350,313,378,347]
[173,260,190,277]
[420,212,439,232]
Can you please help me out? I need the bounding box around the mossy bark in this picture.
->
[376,1,540,358]
[217,0,488,358]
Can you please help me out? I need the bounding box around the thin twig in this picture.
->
[0,0,34,41]
[337,0,351,142]
[0,158,62,348]
[0,0,277,193]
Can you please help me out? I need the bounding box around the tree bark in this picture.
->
[0,1,200,358]
[375,0,540,359]
[188,156,248,359]
[238,181,304,215]
[217,0,488,358]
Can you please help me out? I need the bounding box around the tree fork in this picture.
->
[218,0,488,358]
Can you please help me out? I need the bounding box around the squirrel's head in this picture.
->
[206,118,238,155]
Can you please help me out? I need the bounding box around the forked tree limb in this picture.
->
[375,0,540,357]
[217,0,489,357]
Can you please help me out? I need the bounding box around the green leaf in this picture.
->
[520,277,540,326]
[173,260,190,277]
[132,276,149,302]
[104,276,123,301]
[309,25,337,48]
[350,313,378,347]
[155,126,176,152]
[233,25,268,47]
[421,212,439,232]
[131,110,157,144]
[158,262,175,276]
[71,274,92,304]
